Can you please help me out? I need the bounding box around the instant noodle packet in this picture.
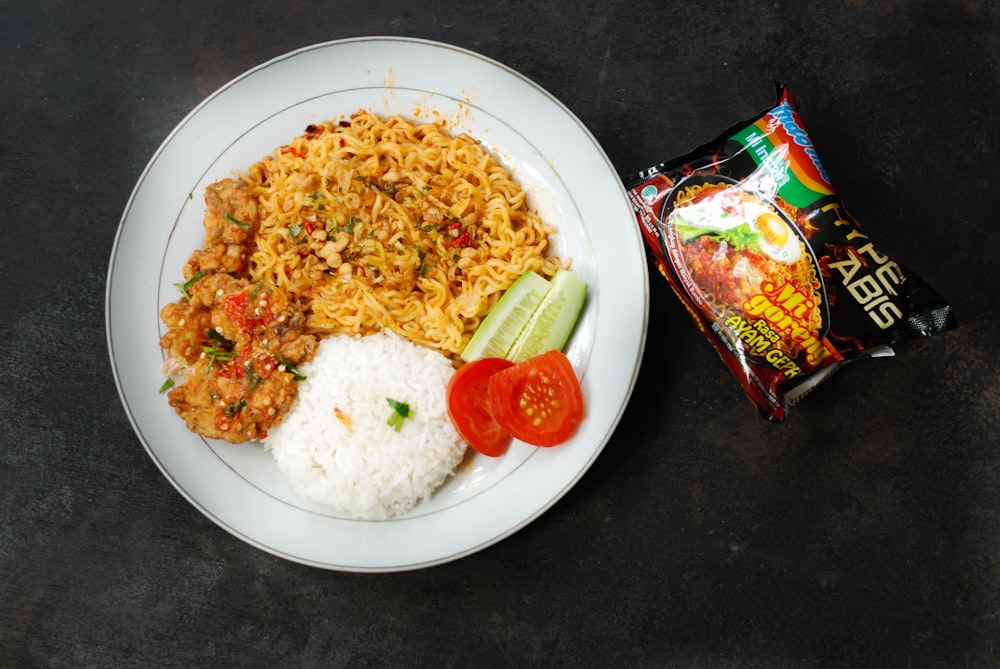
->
[624,84,956,421]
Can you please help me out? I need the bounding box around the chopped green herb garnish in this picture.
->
[202,345,236,371]
[274,353,306,381]
[417,251,432,276]
[246,364,264,391]
[174,269,205,300]
[386,398,414,432]
[159,378,175,393]
[289,222,303,238]
[223,212,249,229]
[206,328,228,343]
[223,397,247,418]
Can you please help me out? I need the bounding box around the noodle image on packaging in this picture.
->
[664,174,831,368]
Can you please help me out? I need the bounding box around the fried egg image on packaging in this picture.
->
[670,185,801,265]
[752,210,800,264]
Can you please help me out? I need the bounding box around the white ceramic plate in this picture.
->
[106,37,648,572]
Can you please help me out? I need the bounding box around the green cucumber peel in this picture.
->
[460,270,550,362]
[506,269,587,363]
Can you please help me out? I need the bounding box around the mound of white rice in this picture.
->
[264,330,466,520]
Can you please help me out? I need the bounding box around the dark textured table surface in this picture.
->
[3,1,999,666]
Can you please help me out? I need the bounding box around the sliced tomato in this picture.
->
[447,357,514,457]
[487,349,584,447]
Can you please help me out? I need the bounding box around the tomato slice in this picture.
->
[486,349,585,447]
[446,357,514,457]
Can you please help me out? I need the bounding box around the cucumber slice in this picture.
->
[460,270,551,362]
[507,269,587,363]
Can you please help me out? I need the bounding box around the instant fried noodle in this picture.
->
[624,85,956,421]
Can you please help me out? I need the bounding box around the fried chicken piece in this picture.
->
[160,273,249,368]
[160,274,317,444]
[160,283,317,442]
[165,348,300,443]
[160,299,215,370]
[183,178,259,277]
[159,177,320,444]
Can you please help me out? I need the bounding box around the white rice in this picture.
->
[264,330,466,520]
